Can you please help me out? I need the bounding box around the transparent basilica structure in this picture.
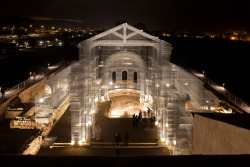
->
[35,23,219,154]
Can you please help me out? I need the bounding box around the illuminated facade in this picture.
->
[35,23,220,154]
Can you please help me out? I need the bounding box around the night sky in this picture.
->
[0,0,250,31]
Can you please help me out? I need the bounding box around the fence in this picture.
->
[189,69,250,114]
[0,61,69,104]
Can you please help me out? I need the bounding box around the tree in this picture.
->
[134,23,148,32]
[0,14,32,32]
[116,21,127,26]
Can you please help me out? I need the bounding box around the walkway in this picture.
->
[0,64,63,104]
[191,70,250,113]
[38,101,170,156]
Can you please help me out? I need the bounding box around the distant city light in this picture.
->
[230,36,237,40]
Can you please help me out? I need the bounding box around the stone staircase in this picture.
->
[89,141,158,148]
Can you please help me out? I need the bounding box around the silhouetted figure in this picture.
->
[132,113,136,126]
[124,132,129,145]
[147,107,151,119]
[135,115,139,126]
[115,132,121,146]
[151,116,156,124]
[139,110,142,122]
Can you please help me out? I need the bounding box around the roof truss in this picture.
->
[89,23,159,43]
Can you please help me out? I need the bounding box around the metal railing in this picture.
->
[0,61,69,104]
[189,69,250,114]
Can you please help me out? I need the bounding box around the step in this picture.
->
[90,142,159,149]
[90,142,158,146]
[90,145,160,149]
[51,142,159,149]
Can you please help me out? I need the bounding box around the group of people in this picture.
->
[115,132,129,146]
[132,110,142,126]
[132,107,156,126]
[132,107,154,126]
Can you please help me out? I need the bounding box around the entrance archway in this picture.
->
[102,51,148,117]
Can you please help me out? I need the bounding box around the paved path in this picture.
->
[38,147,170,156]
[94,109,158,143]
[0,65,60,104]
[38,101,170,156]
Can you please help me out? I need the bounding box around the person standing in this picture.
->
[124,132,129,145]
[147,107,151,119]
[139,110,142,123]
[132,113,136,126]
[115,132,121,146]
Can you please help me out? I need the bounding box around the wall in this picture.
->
[0,69,61,120]
[0,96,17,120]
[18,78,47,103]
[192,114,250,154]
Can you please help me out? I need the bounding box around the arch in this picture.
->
[104,51,146,70]
[122,71,127,82]
[134,72,137,83]
[112,71,116,83]
[44,84,52,95]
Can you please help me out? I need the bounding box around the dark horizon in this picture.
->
[0,0,250,32]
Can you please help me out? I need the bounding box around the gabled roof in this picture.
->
[84,23,159,43]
